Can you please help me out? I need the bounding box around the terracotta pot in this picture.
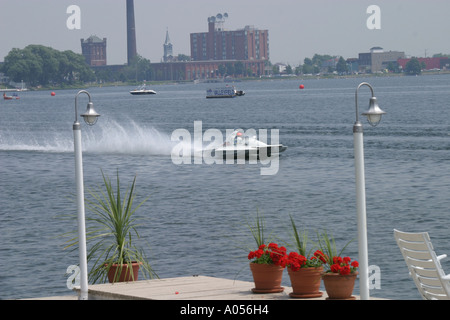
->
[249,263,284,293]
[287,266,323,298]
[107,261,140,283]
[322,272,358,300]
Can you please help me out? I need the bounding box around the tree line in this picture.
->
[0,45,156,87]
[1,45,95,87]
[275,54,449,76]
[2,45,447,87]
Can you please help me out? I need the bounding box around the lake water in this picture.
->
[1,75,449,300]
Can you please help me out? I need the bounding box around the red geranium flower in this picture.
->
[248,243,288,267]
[327,256,359,275]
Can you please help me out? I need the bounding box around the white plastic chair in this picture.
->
[394,229,450,300]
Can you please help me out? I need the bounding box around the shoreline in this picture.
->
[4,70,450,92]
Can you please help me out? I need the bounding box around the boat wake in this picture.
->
[0,120,180,156]
[86,120,176,156]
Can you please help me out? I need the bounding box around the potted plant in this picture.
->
[317,230,359,300]
[285,215,326,298]
[246,211,287,293]
[72,170,158,284]
[248,243,287,293]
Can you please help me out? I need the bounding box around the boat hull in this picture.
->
[130,91,156,95]
[212,145,287,160]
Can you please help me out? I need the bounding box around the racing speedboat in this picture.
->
[210,129,287,159]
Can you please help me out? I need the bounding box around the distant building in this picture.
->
[81,36,107,66]
[151,59,265,81]
[397,57,450,70]
[358,47,405,73]
[346,58,359,73]
[273,63,287,74]
[321,57,340,72]
[190,14,269,61]
[163,28,174,62]
[151,14,268,81]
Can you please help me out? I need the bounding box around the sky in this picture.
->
[1,0,450,66]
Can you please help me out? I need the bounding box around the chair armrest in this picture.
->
[437,254,447,261]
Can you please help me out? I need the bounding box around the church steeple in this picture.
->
[163,28,173,62]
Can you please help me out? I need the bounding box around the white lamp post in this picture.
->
[353,82,385,300]
[73,90,100,300]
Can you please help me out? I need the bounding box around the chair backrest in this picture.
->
[394,229,450,300]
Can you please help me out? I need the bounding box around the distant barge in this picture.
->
[206,86,245,98]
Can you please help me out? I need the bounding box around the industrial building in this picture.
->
[358,47,405,73]
[190,14,269,62]
[152,14,269,81]
[80,36,107,66]
[397,57,450,71]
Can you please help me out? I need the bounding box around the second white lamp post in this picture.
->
[353,82,386,300]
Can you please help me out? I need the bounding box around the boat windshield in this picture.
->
[223,130,247,146]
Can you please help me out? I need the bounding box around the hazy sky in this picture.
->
[1,0,450,66]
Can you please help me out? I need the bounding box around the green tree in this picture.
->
[225,62,235,76]
[285,65,293,74]
[234,61,245,76]
[2,45,94,86]
[405,57,422,75]
[177,54,191,61]
[122,54,153,82]
[218,64,226,76]
[302,58,314,74]
[336,57,348,74]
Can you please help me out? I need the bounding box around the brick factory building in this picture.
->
[397,57,450,70]
[190,14,269,61]
[81,36,107,66]
[151,59,266,81]
[152,14,268,81]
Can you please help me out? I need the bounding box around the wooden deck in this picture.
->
[76,275,342,300]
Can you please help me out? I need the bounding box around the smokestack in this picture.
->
[126,0,137,65]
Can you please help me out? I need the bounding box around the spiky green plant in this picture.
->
[247,209,266,248]
[289,214,310,257]
[316,230,353,267]
[66,170,157,284]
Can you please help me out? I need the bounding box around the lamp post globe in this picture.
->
[81,101,100,126]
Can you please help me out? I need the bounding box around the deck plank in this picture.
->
[84,276,303,300]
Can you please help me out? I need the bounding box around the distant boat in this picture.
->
[130,84,156,95]
[206,86,245,98]
[3,92,19,100]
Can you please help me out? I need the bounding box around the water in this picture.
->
[1,75,449,300]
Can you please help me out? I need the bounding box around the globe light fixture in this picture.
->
[356,82,386,127]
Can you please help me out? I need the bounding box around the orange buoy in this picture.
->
[51,92,56,96]
[299,84,305,89]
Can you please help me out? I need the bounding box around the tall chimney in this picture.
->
[126,0,137,65]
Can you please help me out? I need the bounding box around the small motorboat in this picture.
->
[130,84,156,95]
[209,129,287,159]
[3,92,19,100]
